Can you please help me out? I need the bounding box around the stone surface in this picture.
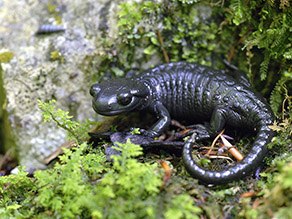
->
[0,0,120,168]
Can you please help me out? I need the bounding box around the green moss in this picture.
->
[0,100,203,218]
[238,158,292,218]
[217,0,292,97]
[49,50,64,62]
[88,1,218,82]
[0,52,14,63]
[0,104,202,218]
[237,92,292,218]
[47,2,62,24]
[37,99,98,144]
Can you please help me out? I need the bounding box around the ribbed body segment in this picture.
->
[140,63,213,118]
[139,62,273,129]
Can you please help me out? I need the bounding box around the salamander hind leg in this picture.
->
[184,107,227,141]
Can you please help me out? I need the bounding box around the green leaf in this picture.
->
[150,36,159,45]
[260,52,270,80]
[173,36,181,44]
[111,67,124,76]
[231,0,246,26]
[283,48,292,59]
[143,45,157,55]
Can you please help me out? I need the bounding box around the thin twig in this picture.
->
[228,28,250,62]
[208,155,233,162]
[282,96,292,120]
[157,30,169,63]
[207,129,225,156]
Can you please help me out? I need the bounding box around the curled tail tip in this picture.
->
[182,127,274,185]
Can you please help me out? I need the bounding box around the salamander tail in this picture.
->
[182,125,275,185]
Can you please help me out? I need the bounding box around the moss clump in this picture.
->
[49,50,64,63]
[0,142,202,218]
[238,157,292,219]
[0,52,14,63]
[88,1,218,83]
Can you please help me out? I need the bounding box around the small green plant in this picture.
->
[129,127,141,135]
[88,1,218,83]
[238,157,292,219]
[117,0,217,64]
[217,0,292,95]
[37,99,97,144]
[238,85,292,218]
[0,166,37,218]
[0,101,202,218]
[164,194,202,219]
[0,139,202,218]
[270,76,292,115]
[268,80,292,150]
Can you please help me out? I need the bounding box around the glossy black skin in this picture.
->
[90,62,275,184]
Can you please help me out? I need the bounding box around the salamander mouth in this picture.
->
[92,101,135,116]
[94,108,128,116]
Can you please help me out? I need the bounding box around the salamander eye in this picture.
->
[117,93,133,106]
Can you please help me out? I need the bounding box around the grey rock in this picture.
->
[0,0,120,169]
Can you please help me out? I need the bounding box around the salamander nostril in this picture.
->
[90,84,101,96]
[89,87,95,96]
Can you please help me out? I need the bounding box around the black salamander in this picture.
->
[90,62,275,184]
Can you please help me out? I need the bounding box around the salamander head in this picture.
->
[90,78,149,116]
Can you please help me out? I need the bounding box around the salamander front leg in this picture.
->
[140,102,171,138]
[151,102,171,133]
